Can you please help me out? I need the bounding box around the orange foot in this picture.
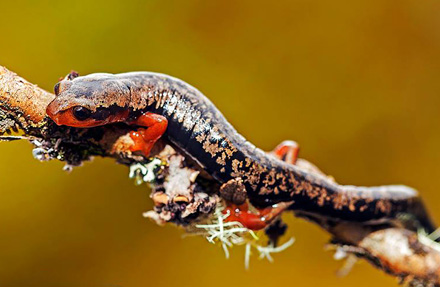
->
[223,201,292,230]
[128,112,168,157]
[270,140,299,164]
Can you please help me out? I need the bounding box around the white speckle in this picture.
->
[209,129,223,142]
[163,93,178,116]
[174,100,190,122]
[183,108,200,130]
[193,119,211,136]
[203,120,212,132]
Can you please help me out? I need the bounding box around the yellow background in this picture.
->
[1,0,440,286]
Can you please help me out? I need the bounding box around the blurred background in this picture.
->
[1,0,440,286]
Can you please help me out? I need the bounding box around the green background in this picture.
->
[1,0,440,286]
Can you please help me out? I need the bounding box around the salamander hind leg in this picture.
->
[224,201,292,231]
[270,140,331,178]
[220,178,291,230]
[128,112,168,157]
[270,140,299,164]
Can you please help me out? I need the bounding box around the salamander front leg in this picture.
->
[270,140,299,164]
[128,112,168,157]
[219,178,291,230]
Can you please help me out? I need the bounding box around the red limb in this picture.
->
[271,140,299,164]
[271,140,329,177]
[223,201,291,230]
[128,112,168,157]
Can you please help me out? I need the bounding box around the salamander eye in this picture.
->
[54,83,60,95]
[72,106,92,121]
[67,71,79,80]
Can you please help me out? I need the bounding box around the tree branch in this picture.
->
[1,66,439,286]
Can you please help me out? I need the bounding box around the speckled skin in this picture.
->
[47,72,436,232]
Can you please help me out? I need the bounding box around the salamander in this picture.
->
[46,71,437,232]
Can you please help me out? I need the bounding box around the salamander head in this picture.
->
[46,72,131,127]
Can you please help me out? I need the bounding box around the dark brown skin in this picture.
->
[46,72,437,233]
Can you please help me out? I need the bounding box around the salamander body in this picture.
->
[46,72,436,232]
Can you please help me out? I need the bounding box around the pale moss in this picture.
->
[418,228,440,253]
[129,159,163,185]
[194,205,294,269]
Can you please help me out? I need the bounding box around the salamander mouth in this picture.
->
[45,107,100,128]
[45,104,68,126]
